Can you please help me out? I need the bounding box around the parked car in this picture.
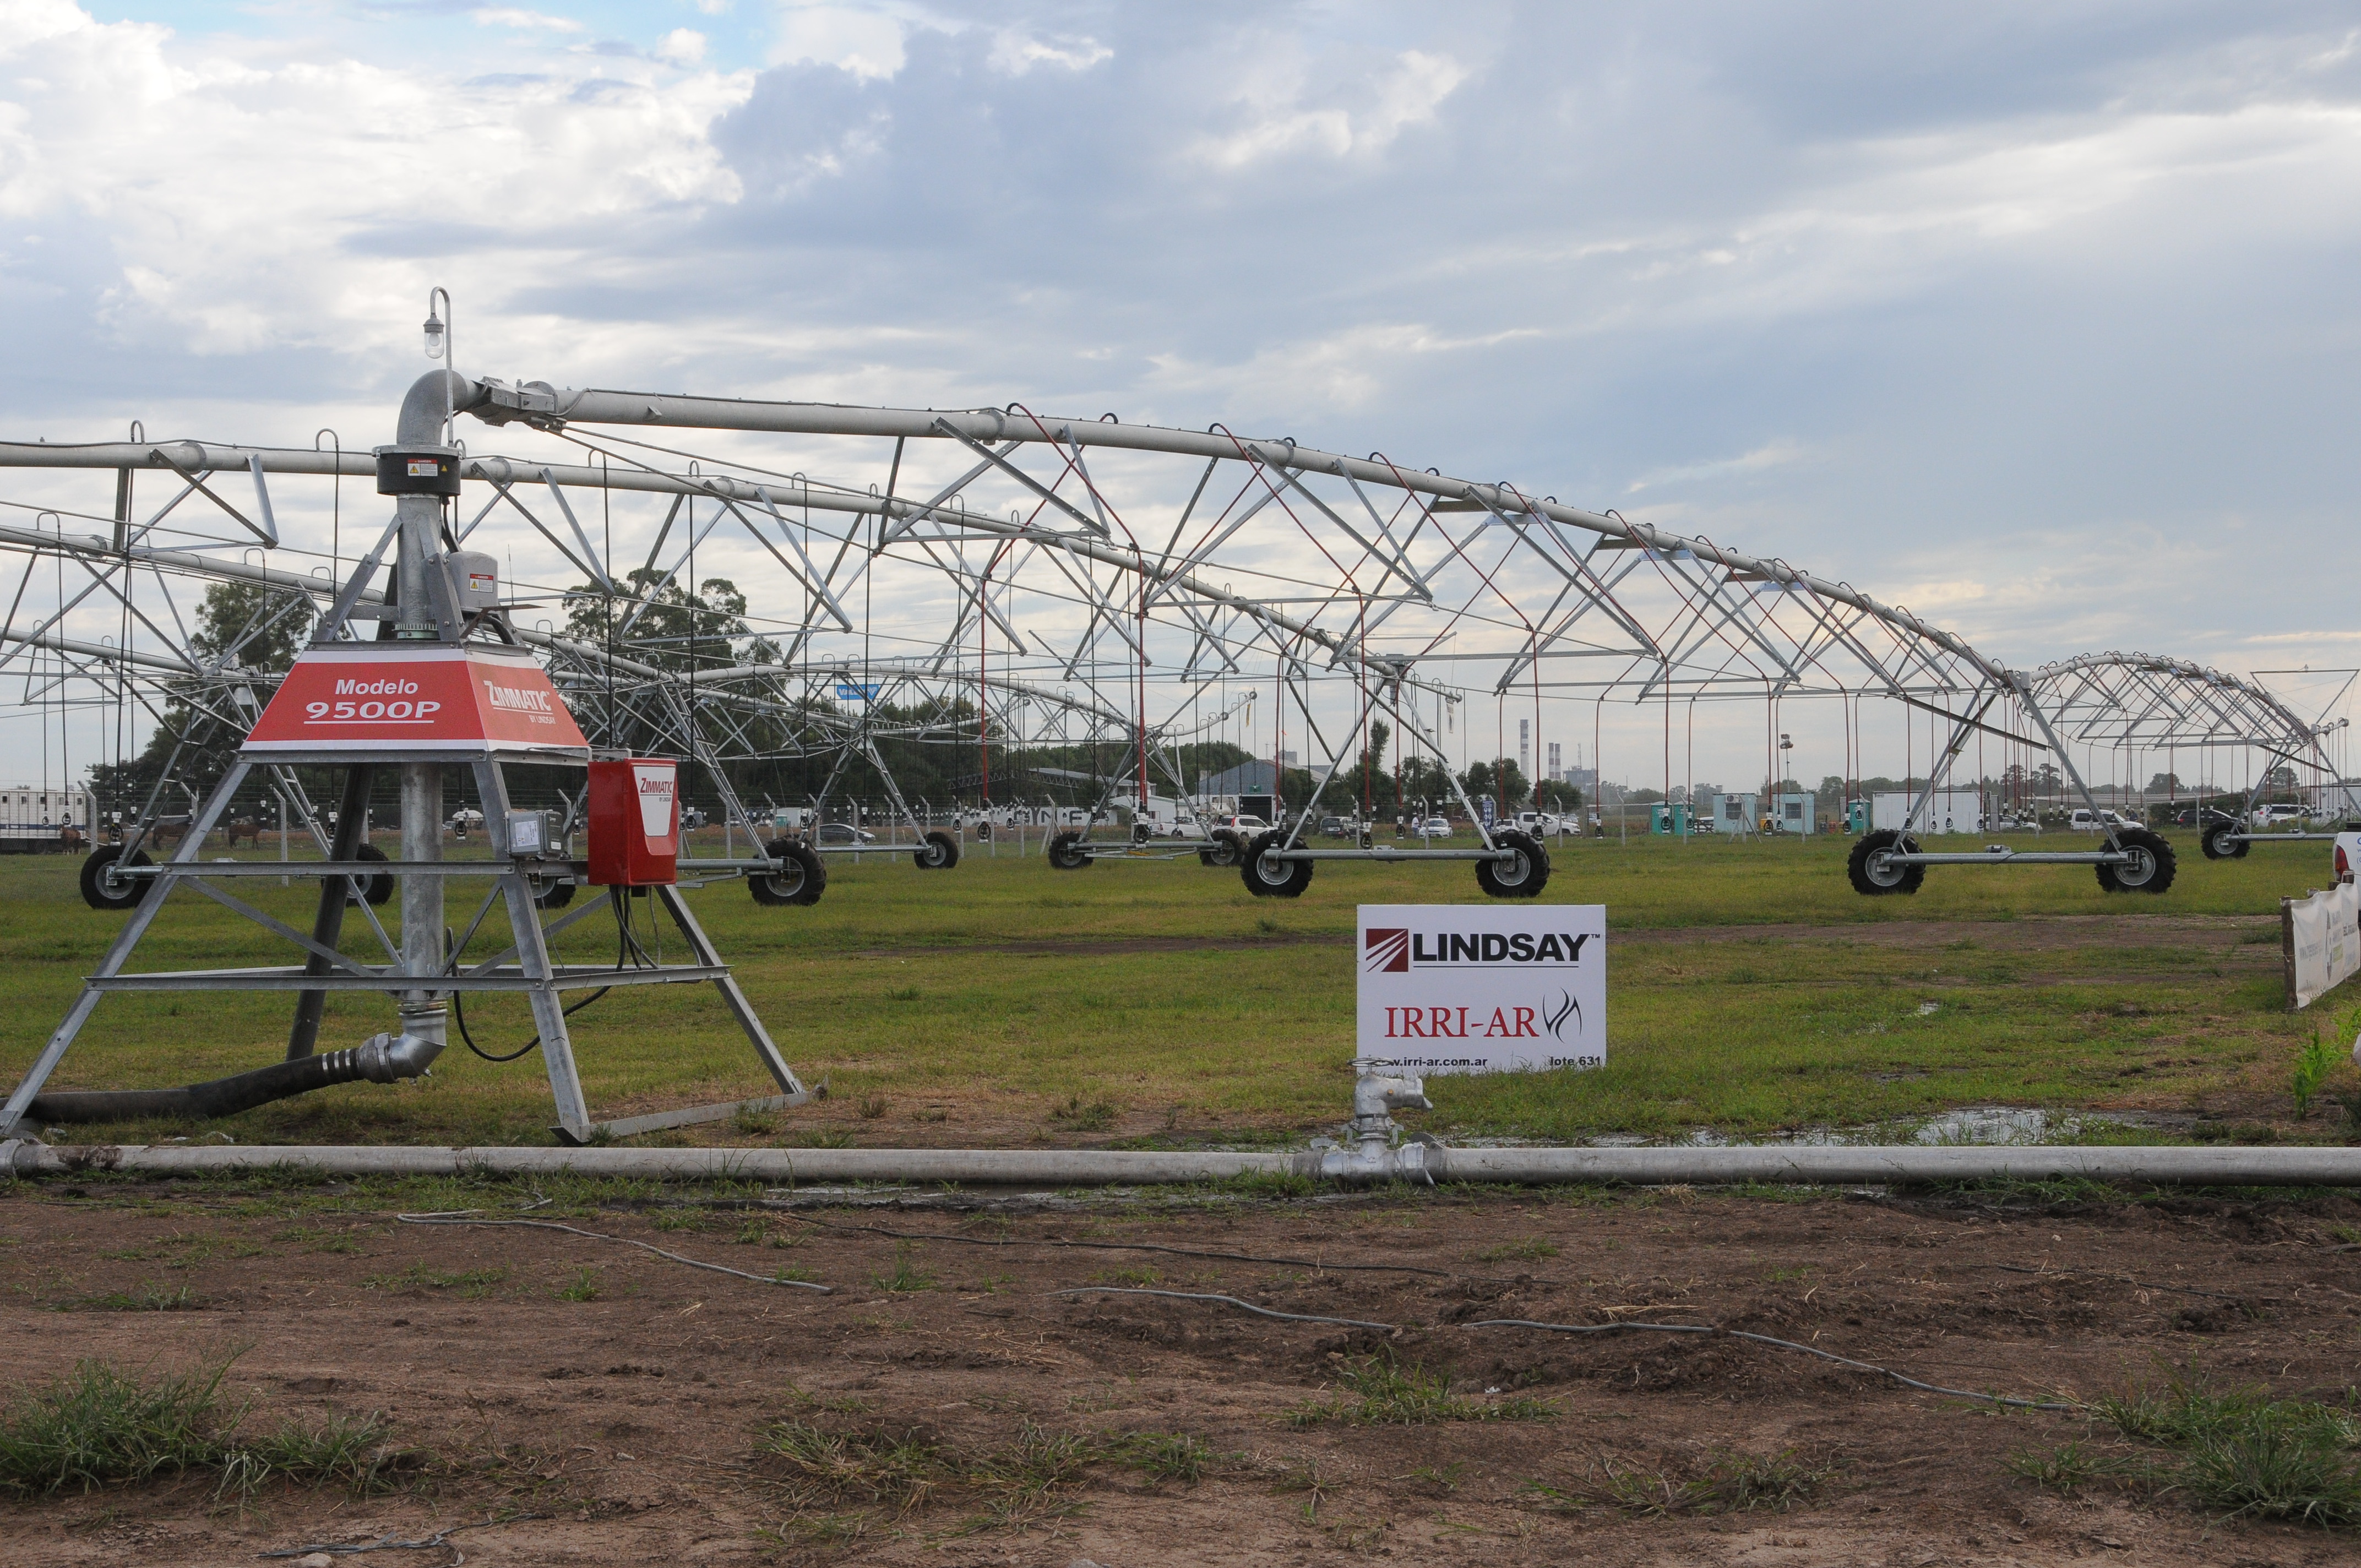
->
[1513,809,1562,837]
[1420,816,1452,837]
[2254,803,2308,829]
[1318,815,1348,837]
[815,822,878,845]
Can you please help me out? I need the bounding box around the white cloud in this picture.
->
[0,1,2355,733]
[1190,48,1468,168]
[986,30,1110,77]
[0,4,751,360]
[768,1,917,79]
[470,7,585,34]
[1625,441,1809,494]
[655,27,708,66]
[0,0,90,57]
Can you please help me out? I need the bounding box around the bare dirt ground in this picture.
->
[4,1179,2359,1566]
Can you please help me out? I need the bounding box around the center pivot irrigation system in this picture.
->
[0,333,2333,1137]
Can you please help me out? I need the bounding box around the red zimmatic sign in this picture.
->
[243,644,590,754]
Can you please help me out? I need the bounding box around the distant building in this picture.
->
[1195,760,1279,810]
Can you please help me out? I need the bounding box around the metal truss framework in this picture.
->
[0,380,2334,878]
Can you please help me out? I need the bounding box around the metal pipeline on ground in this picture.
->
[1,1141,2353,1186]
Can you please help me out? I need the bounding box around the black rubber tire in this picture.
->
[2200,822,2246,861]
[78,845,154,911]
[1198,848,1220,867]
[1048,830,1092,870]
[346,842,394,906]
[1846,830,1924,896]
[750,837,826,906]
[2097,827,2177,894]
[915,829,961,870]
[1240,830,1314,897]
[532,875,576,908]
[1475,830,1551,898]
[1205,830,1243,868]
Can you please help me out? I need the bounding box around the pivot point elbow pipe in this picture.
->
[1315,1060,1435,1183]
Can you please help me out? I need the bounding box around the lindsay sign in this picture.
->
[1356,903,1606,1074]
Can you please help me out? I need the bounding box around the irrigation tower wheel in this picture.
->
[1846,830,1925,896]
[915,829,961,869]
[750,837,827,906]
[1475,830,1551,898]
[1240,831,1314,897]
[77,845,153,911]
[2096,827,2176,894]
[1047,830,1092,870]
[2200,821,2246,860]
[345,842,394,906]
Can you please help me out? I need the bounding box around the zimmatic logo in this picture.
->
[483,680,555,720]
[1362,928,1592,972]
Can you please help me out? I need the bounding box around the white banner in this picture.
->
[2285,882,2361,1010]
[1356,903,1606,1073]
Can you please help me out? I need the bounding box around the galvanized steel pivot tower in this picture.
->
[0,371,807,1144]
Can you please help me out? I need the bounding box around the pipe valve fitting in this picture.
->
[347,1028,447,1085]
[1318,1060,1436,1184]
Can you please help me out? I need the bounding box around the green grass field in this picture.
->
[0,829,2351,1148]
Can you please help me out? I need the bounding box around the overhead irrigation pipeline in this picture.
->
[0,394,1996,707]
[0,514,1137,737]
[0,388,2326,779]
[0,434,1427,699]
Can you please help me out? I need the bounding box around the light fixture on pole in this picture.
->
[422,287,451,362]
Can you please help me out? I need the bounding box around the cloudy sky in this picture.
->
[2,1,2357,782]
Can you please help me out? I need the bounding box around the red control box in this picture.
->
[587,759,680,886]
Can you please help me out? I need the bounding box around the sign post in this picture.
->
[1356,903,1606,1072]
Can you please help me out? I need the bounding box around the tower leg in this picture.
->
[654,882,807,1101]
[473,760,594,1141]
[1,762,253,1134]
[287,764,375,1059]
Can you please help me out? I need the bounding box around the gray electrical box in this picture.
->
[449,551,500,612]
[505,809,564,858]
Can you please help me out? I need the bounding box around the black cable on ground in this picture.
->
[1052,1287,2075,1411]
[452,894,648,1064]
[1463,1317,2077,1411]
[396,1210,834,1293]
[779,1213,1472,1279]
